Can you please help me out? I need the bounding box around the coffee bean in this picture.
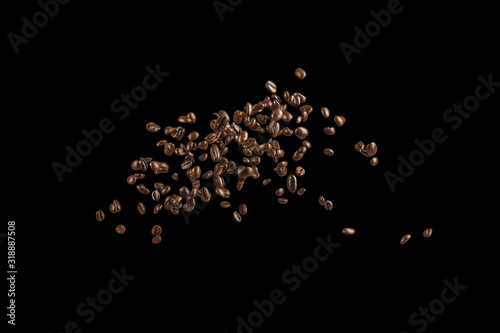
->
[187,112,197,124]
[210,144,221,162]
[115,224,126,234]
[354,141,365,152]
[277,198,288,204]
[292,150,304,161]
[423,228,433,238]
[295,68,306,79]
[178,116,190,124]
[400,234,411,245]
[302,140,312,149]
[138,202,146,215]
[220,201,231,208]
[370,157,378,166]
[161,185,171,195]
[323,127,336,135]
[198,153,209,162]
[296,116,302,123]
[321,107,330,118]
[318,196,326,205]
[136,184,150,195]
[275,188,284,196]
[239,204,247,215]
[323,148,334,156]
[171,173,179,181]
[179,186,190,198]
[201,187,211,202]
[154,204,163,214]
[151,225,163,237]
[171,207,180,215]
[297,188,306,195]
[151,190,161,201]
[96,210,105,222]
[294,126,309,139]
[287,174,297,193]
[152,236,162,244]
[214,175,225,188]
[233,211,242,222]
[127,175,137,185]
[153,182,164,191]
[342,228,355,235]
[110,200,121,213]
[282,111,293,122]
[131,160,141,171]
[324,200,333,210]
[263,178,272,185]
[145,122,161,133]
[265,80,277,94]
[334,116,345,127]
[249,156,261,165]
[365,142,378,156]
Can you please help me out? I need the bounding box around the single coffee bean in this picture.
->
[135,173,146,179]
[287,174,297,193]
[263,178,272,185]
[187,112,197,123]
[178,116,190,124]
[179,186,190,198]
[171,207,180,215]
[242,157,250,163]
[334,116,345,127]
[239,204,247,215]
[109,201,118,213]
[151,225,162,236]
[292,151,304,161]
[210,144,221,162]
[319,196,326,205]
[295,166,305,176]
[214,175,225,188]
[152,190,161,201]
[152,236,162,244]
[220,201,231,208]
[127,175,137,185]
[324,200,333,210]
[96,210,105,222]
[131,160,141,171]
[297,188,306,195]
[423,228,433,238]
[275,188,284,196]
[323,127,336,135]
[277,198,288,204]
[321,107,330,118]
[365,142,378,156]
[296,116,302,124]
[323,148,334,156]
[154,204,163,214]
[370,157,379,166]
[137,202,146,215]
[115,224,126,234]
[295,68,306,79]
[136,184,150,195]
[265,80,277,94]
[249,156,261,165]
[161,185,171,195]
[145,122,161,133]
[294,126,309,139]
[302,140,312,149]
[171,173,179,181]
[198,153,208,161]
[400,234,411,245]
[233,211,242,222]
[342,228,355,235]
[354,141,365,152]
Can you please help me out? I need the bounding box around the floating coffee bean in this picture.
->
[321,107,330,118]
[296,116,302,123]
[178,116,190,124]
[138,202,146,215]
[297,188,306,195]
[171,173,179,181]
[292,151,304,161]
[423,228,433,238]
[145,122,161,133]
[400,234,411,245]
[171,207,180,215]
[131,160,141,171]
[249,156,261,165]
[365,142,378,156]
[294,127,309,139]
[161,185,171,195]
[295,166,305,177]
[151,190,161,201]
[354,141,365,152]
[179,186,190,198]
[199,153,208,161]
[96,210,105,222]
[342,228,355,235]
[136,184,150,195]
[210,144,221,162]
[187,112,197,123]
[154,204,163,214]
[287,174,297,193]
[115,224,126,234]
[112,200,121,212]
[263,178,272,185]
[323,148,334,156]
[214,175,225,188]
[318,196,326,205]
[152,225,162,236]
[152,236,162,244]
[277,198,288,204]
[127,175,137,185]
[275,188,284,196]
[295,68,306,79]
[334,116,345,127]
[323,127,336,135]
[220,201,231,208]
[370,157,378,166]
[324,200,333,210]
[233,211,242,222]
[187,131,200,141]
[302,140,312,149]
[239,204,247,215]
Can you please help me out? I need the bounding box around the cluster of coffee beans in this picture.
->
[354,141,379,166]
[400,228,433,245]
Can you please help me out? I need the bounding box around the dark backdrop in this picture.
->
[3,0,498,332]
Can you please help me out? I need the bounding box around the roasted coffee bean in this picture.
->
[156,139,167,147]
[201,187,211,202]
[138,202,146,215]
[262,178,272,185]
[210,144,221,162]
[151,190,161,201]
[179,186,190,198]
[354,141,365,152]
[164,142,175,156]
[205,132,220,144]
[178,116,190,124]
[127,175,137,185]
[214,175,225,188]
[292,151,304,161]
[171,207,180,215]
[161,185,171,195]
[171,173,179,181]
[154,204,163,214]
[334,116,345,127]
[287,174,297,193]
[365,142,378,156]
[202,170,214,179]
[321,107,330,118]
[298,146,307,154]
[131,160,141,171]
[198,140,209,150]
[282,127,293,136]
[265,80,277,94]
[239,204,247,215]
[423,228,433,238]
[324,200,333,210]
[301,111,309,122]
[236,179,245,191]
[277,198,288,204]
[181,158,193,170]
[145,122,161,133]
[300,105,313,114]
[136,184,150,195]
[249,156,261,165]
[323,127,336,135]
[164,126,176,135]
[323,148,334,156]
[215,187,225,198]
[152,236,162,244]
[253,102,264,113]
[115,224,126,234]
[370,157,378,166]
[220,201,231,208]
[198,153,208,161]
[319,196,326,205]
[153,182,164,191]
[342,228,355,235]
[297,188,306,195]
[187,112,197,123]
[295,166,305,177]
[152,225,162,236]
[275,188,284,196]
[233,211,242,222]
[295,68,306,79]
[296,116,302,123]
[135,173,146,179]
[96,210,105,222]
[187,131,200,141]
[282,111,293,122]
[294,126,309,139]
[400,234,411,245]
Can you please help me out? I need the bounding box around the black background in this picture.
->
[3,0,498,332]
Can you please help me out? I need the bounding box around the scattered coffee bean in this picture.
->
[295,166,305,176]
[277,198,288,204]
[324,200,333,210]
[138,202,146,215]
[152,236,162,244]
[145,122,161,133]
[334,116,345,127]
[154,204,163,214]
[423,228,433,238]
[233,211,242,222]
[342,228,355,235]
[115,224,126,234]
[265,81,277,94]
[400,234,411,245]
[297,188,306,195]
[295,68,306,79]
[323,127,336,135]
[318,196,326,205]
[276,188,285,196]
[171,173,179,181]
[323,148,334,156]
[239,204,247,215]
[294,126,309,139]
[354,141,365,152]
[302,140,312,149]
[263,178,272,185]
[220,201,231,208]
[365,142,378,157]
[287,174,297,193]
[151,225,162,237]
[136,184,150,195]
[321,107,330,118]
[126,175,137,185]
[96,210,105,222]
[370,157,378,166]
[152,190,161,201]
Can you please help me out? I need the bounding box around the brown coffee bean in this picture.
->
[239,204,247,215]
[297,188,306,195]
[154,204,163,214]
[151,225,162,237]
[131,160,141,171]
[334,116,345,127]
[342,228,355,235]
[323,127,336,135]
[153,182,164,191]
[151,190,161,201]
[145,122,161,133]
[302,140,312,149]
[137,202,146,215]
[366,142,378,156]
[214,175,225,188]
[318,196,326,205]
[233,211,242,222]
[171,173,179,181]
[282,127,293,136]
[249,156,261,165]
[96,210,105,222]
[323,148,334,156]
[112,200,121,212]
[236,179,245,191]
[115,224,126,234]
[423,228,433,238]
[161,185,171,195]
[354,141,365,152]
[287,174,297,193]
[296,116,302,124]
[179,186,190,198]
[181,158,193,170]
[152,236,162,244]
[210,144,221,162]
[321,107,330,118]
[220,201,231,208]
[294,127,309,139]
[400,234,411,245]
[263,178,272,185]
[178,116,190,124]
[275,188,284,196]
[202,170,214,179]
[199,153,209,161]
[136,184,150,195]
[126,175,137,185]
[370,157,378,166]
[265,80,277,94]
[295,166,305,177]
[171,207,180,215]
[201,187,211,202]
[324,200,333,210]
[295,68,306,79]
[187,112,197,123]
[292,151,304,161]
[277,198,288,204]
